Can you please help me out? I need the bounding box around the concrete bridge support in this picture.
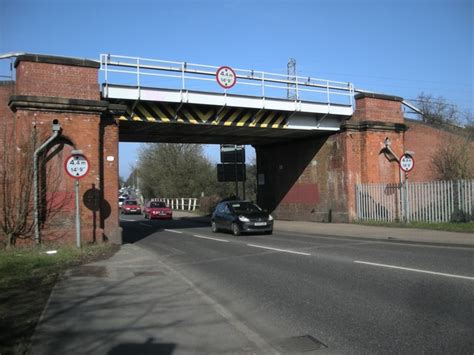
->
[256,93,407,222]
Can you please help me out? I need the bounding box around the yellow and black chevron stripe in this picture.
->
[119,102,289,129]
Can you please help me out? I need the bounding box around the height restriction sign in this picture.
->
[216,66,237,89]
[65,154,90,179]
[399,153,415,172]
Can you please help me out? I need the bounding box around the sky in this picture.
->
[1,0,472,179]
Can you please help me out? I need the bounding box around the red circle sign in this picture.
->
[216,66,237,89]
[65,154,90,179]
[399,153,415,172]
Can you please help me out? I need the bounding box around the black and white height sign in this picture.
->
[65,154,90,179]
[399,153,415,172]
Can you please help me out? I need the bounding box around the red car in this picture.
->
[144,201,173,220]
[120,200,141,215]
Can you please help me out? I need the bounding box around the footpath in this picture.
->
[31,213,473,354]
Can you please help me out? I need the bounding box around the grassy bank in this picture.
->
[356,220,474,233]
[0,243,118,355]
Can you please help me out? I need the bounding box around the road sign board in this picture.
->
[217,163,246,182]
[216,66,237,89]
[399,153,415,172]
[65,154,90,179]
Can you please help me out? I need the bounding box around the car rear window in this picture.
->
[150,202,166,208]
[126,200,138,205]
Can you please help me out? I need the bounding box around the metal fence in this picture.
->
[100,54,355,106]
[356,180,474,223]
[152,197,199,211]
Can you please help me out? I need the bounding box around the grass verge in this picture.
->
[355,220,474,233]
[0,243,119,355]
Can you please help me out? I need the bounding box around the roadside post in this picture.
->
[399,153,415,222]
[65,151,90,248]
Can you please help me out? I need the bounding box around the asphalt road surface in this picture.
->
[120,214,474,354]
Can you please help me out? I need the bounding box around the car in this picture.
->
[211,200,273,236]
[118,196,126,207]
[143,201,173,220]
[120,200,141,214]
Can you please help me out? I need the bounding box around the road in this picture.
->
[120,214,474,354]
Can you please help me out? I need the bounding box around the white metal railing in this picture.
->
[356,180,474,223]
[152,197,199,211]
[99,54,355,107]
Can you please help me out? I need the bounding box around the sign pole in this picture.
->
[75,178,81,248]
[65,151,89,248]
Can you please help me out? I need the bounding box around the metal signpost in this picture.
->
[65,151,90,248]
[399,153,415,222]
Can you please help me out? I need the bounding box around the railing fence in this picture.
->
[356,180,473,223]
[152,197,199,211]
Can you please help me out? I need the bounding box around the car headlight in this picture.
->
[268,214,274,221]
[126,207,130,210]
[238,215,250,222]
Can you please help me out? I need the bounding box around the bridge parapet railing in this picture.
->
[100,54,354,108]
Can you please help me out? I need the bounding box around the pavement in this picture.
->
[31,212,473,355]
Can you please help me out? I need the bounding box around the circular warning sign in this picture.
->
[65,154,90,179]
[216,66,237,89]
[399,153,415,172]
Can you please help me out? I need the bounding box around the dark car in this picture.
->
[120,200,141,215]
[211,200,273,236]
[143,201,173,220]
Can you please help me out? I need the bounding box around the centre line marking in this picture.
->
[165,229,183,234]
[193,235,229,243]
[247,244,311,256]
[354,261,474,281]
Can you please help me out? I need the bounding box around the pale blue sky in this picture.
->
[1,0,472,179]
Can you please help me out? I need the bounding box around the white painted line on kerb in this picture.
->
[193,235,229,243]
[247,244,311,256]
[165,229,183,234]
[354,261,474,281]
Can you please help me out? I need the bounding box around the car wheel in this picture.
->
[231,223,241,236]
[211,221,218,233]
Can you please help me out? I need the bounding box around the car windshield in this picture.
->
[150,202,166,208]
[125,200,138,205]
[119,198,125,202]
[230,202,261,214]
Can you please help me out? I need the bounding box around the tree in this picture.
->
[415,92,459,126]
[0,126,72,248]
[138,143,218,199]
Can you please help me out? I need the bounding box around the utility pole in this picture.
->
[287,58,297,100]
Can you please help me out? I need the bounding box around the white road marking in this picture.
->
[354,261,474,281]
[165,229,183,234]
[193,234,229,243]
[247,244,311,256]
[120,218,137,222]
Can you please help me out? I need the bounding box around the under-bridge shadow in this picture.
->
[121,216,210,244]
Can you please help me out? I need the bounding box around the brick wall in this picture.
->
[404,120,474,181]
[7,55,121,244]
[15,61,99,100]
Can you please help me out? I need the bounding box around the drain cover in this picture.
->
[134,271,164,277]
[277,335,327,352]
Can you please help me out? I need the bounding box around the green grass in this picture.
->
[0,243,118,355]
[356,220,474,233]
